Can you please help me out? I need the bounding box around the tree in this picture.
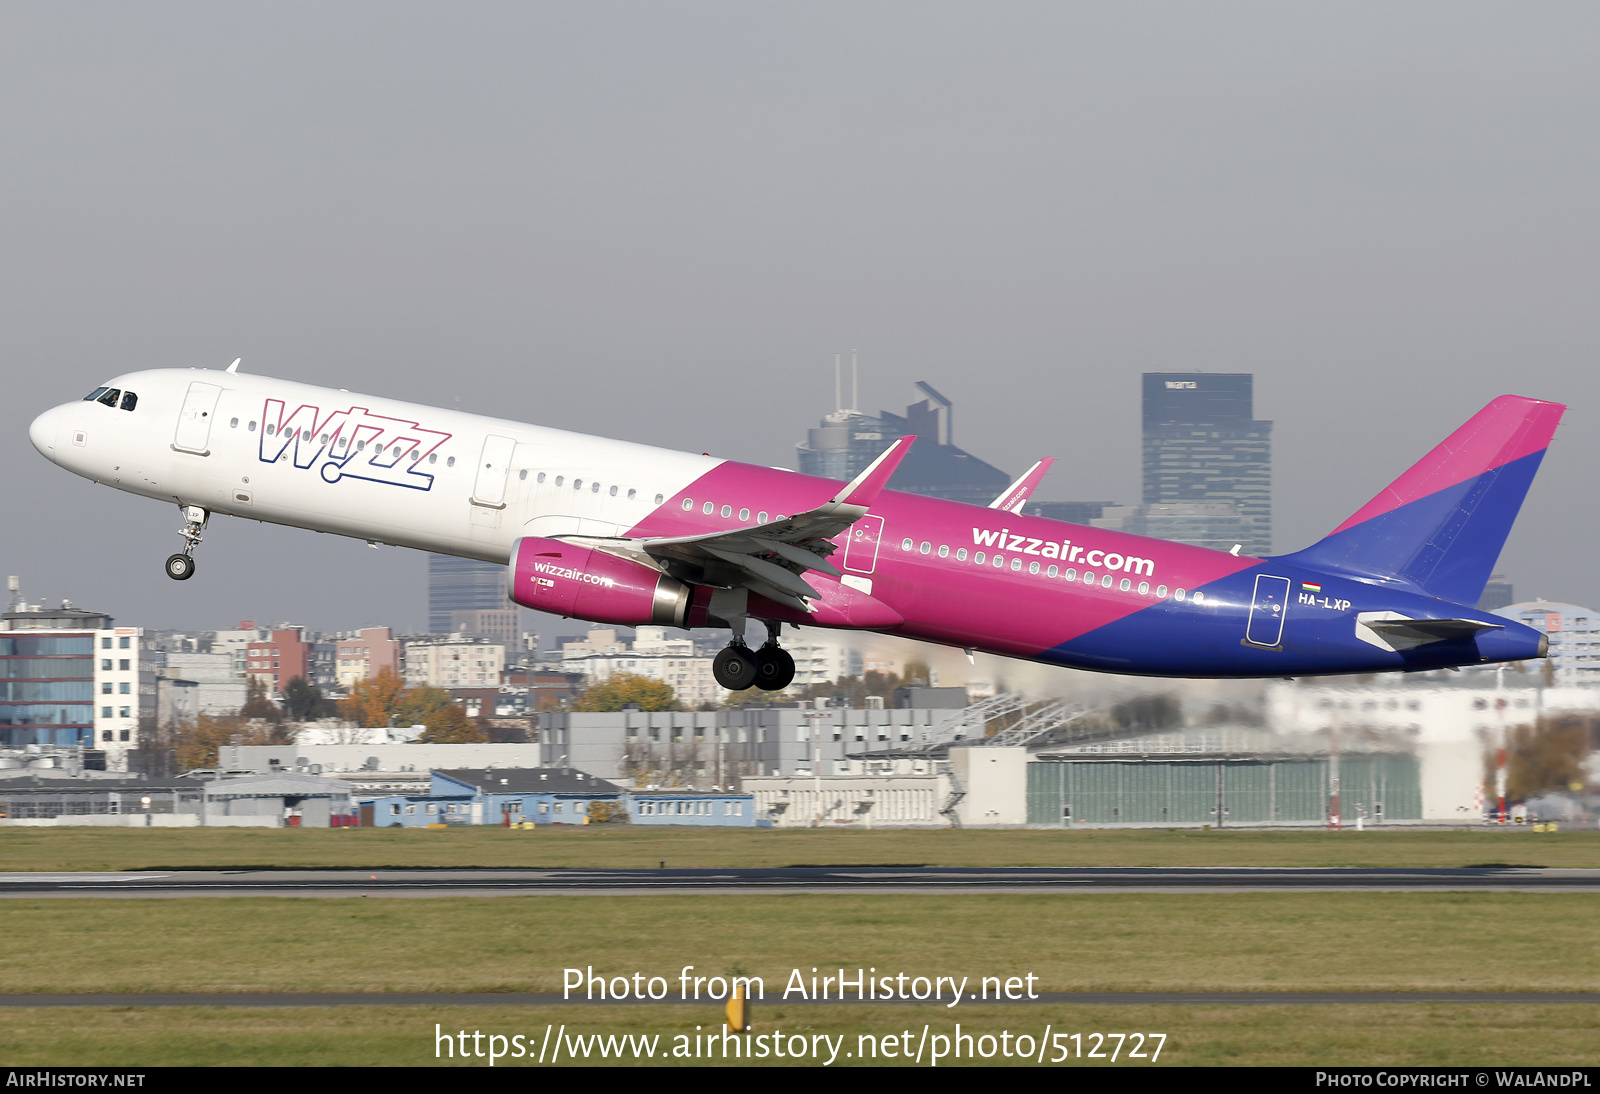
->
[1111,693,1183,731]
[342,667,406,728]
[283,676,339,721]
[573,672,681,712]
[1506,715,1592,801]
[395,685,486,743]
[173,713,288,771]
[240,678,284,724]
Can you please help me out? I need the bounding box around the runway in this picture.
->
[1,865,1596,897]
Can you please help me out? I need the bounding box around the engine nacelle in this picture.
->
[507,537,691,628]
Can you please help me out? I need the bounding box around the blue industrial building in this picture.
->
[368,767,623,826]
[363,767,763,827]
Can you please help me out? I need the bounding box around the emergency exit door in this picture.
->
[1245,574,1291,647]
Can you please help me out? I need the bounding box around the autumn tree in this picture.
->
[573,672,681,712]
[342,667,407,728]
[396,685,486,743]
[1506,715,1592,801]
[172,713,291,771]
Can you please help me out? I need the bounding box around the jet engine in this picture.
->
[507,536,691,628]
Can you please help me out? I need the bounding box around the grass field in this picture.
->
[1,824,1595,872]
[3,1003,1596,1067]
[1,892,1593,994]
[4,830,1595,1067]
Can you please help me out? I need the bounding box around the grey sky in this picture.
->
[3,2,1596,634]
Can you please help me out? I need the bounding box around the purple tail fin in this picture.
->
[1278,395,1565,605]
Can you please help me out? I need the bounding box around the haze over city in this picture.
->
[4,3,1597,634]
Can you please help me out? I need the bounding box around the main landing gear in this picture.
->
[165,505,208,581]
[712,621,796,692]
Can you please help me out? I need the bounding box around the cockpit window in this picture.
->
[120,392,137,411]
[83,387,109,402]
[96,388,121,408]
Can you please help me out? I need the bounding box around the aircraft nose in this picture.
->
[29,406,61,461]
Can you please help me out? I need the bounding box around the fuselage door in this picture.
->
[1245,574,1291,648]
[172,382,222,455]
[842,514,885,575]
[471,435,516,508]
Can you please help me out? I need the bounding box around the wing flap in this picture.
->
[553,438,916,621]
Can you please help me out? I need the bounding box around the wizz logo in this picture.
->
[258,400,452,491]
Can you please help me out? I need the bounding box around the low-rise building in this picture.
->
[335,627,401,688]
[628,789,758,826]
[368,767,623,826]
[162,651,247,715]
[0,604,152,771]
[246,627,312,694]
[404,636,505,689]
[743,773,951,828]
[538,705,962,785]
[1493,601,1600,678]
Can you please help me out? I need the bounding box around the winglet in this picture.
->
[226,358,241,374]
[990,457,1055,513]
[831,435,916,510]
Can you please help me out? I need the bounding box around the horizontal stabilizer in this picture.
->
[1355,612,1503,652]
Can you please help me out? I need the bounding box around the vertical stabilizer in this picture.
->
[1278,395,1564,604]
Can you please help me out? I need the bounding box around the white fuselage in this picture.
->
[31,368,721,566]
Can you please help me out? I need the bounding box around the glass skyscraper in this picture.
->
[427,555,508,635]
[797,382,1011,505]
[1141,373,1272,557]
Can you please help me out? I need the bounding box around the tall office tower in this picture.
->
[1024,500,1118,525]
[449,609,521,656]
[1141,373,1272,556]
[798,381,1011,505]
[427,554,508,635]
[1477,574,1515,612]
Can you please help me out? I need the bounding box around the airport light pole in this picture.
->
[803,708,832,828]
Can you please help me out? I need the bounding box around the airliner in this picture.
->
[29,364,1561,691]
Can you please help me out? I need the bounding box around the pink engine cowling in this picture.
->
[507,537,691,628]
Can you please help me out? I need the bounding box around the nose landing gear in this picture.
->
[165,505,209,581]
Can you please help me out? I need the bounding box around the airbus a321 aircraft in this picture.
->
[29,364,1562,692]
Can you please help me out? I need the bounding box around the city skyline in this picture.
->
[2,5,1594,632]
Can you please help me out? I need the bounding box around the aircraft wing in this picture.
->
[567,436,916,614]
[989,457,1055,514]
